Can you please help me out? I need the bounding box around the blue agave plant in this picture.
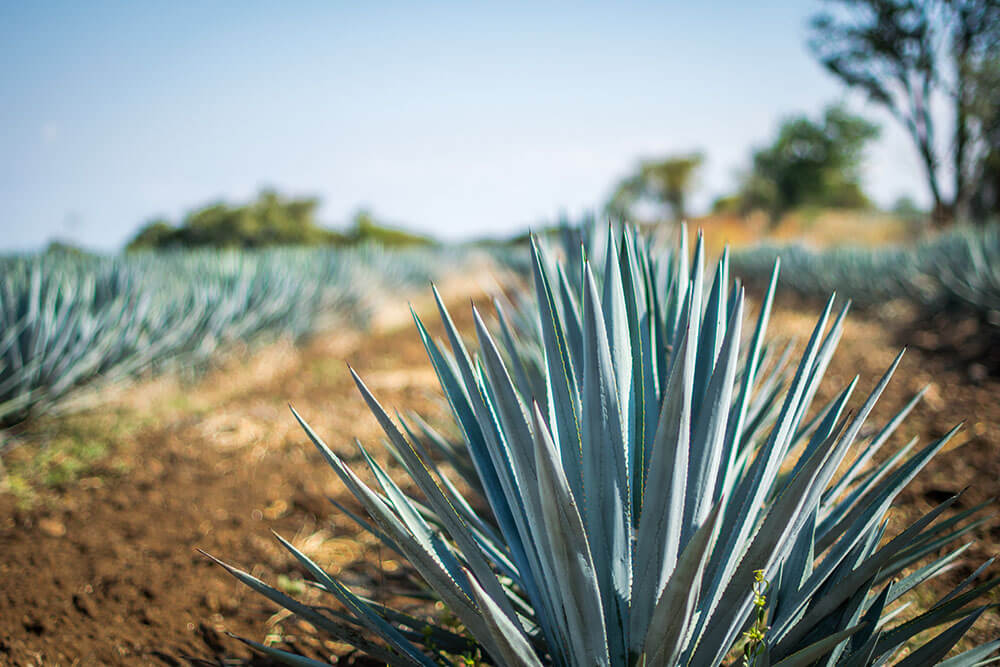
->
[0,245,462,428]
[209,227,998,666]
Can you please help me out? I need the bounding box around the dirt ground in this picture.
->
[1,279,998,665]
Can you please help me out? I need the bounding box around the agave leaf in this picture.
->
[464,569,545,667]
[228,632,356,666]
[397,416,502,548]
[471,306,574,660]
[555,263,584,387]
[411,307,518,551]
[660,223,689,358]
[630,281,697,646]
[601,226,634,453]
[774,490,965,654]
[200,551,408,665]
[789,301,850,434]
[818,437,919,539]
[683,288,743,541]
[405,411,480,491]
[641,498,725,665]
[800,520,887,666]
[796,349,908,512]
[472,307,540,497]
[422,297,544,600]
[783,377,858,492]
[494,296,542,408]
[933,556,997,610]
[774,507,816,621]
[327,496,405,557]
[885,499,996,574]
[893,608,988,667]
[824,387,928,504]
[688,407,856,667]
[770,471,885,647]
[845,578,1000,665]
[693,247,729,410]
[937,639,1000,666]
[469,355,569,661]
[847,581,894,660]
[348,596,480,654]
[717,259,779,502]
[529,237,583,499]
[580,261,632,664]
[740,338,796,452]
[619,225,659,515]
[356,440,450,561]
[271,531,437,666]
[289,407,494,645]
[703,295,837,619]
[770,625,864,667]
[348,366,525,630]
[817,423,960,555]
[529,400,610,666]
[364,433,517,587]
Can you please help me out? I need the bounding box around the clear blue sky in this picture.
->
[1,1,926,251]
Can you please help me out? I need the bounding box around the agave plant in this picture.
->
[729,242,930,310]
[730,223,1000,328]
[209,228,999,666]
[0,244,463,430]
[928,225,1000,321]
[436,225,795,517]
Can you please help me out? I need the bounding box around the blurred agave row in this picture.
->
[0,244,464,430]
[212,225,999,665]
[730,225,1000,321]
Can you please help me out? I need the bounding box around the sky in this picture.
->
[1,1,929,251]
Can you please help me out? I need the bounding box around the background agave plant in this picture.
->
[0,245,464,430]
[730,224,1000,327]
[209,227,999,666]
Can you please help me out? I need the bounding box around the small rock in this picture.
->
[38,518,66,538]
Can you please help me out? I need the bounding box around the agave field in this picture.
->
[0,244,462,433]
[1,226,999,665]
[730,225,1000,322]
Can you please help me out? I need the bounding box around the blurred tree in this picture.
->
[127,191,346,250]
[890,194,927,216]
[607,152,704,221]
[737,105,880,223]
[347,208,435,247]
[710,193,743,215]
[127,219,178,249]
[126,193,436,250]
[968,54,1000,219]
[810,0,1000,224]
[890,193,931,225]
[44,240,94,257]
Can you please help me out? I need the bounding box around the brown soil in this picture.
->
[1,283,998,665]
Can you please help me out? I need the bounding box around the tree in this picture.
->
[127,219,177,249]
[126,190,345,250]
[347,209,435,247]
[968,54,1000,218]
[126,192,437,251]
[607,152,704,222]
[890,193,928,218]
[810,0,1000,223]
[737,105,880,222]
